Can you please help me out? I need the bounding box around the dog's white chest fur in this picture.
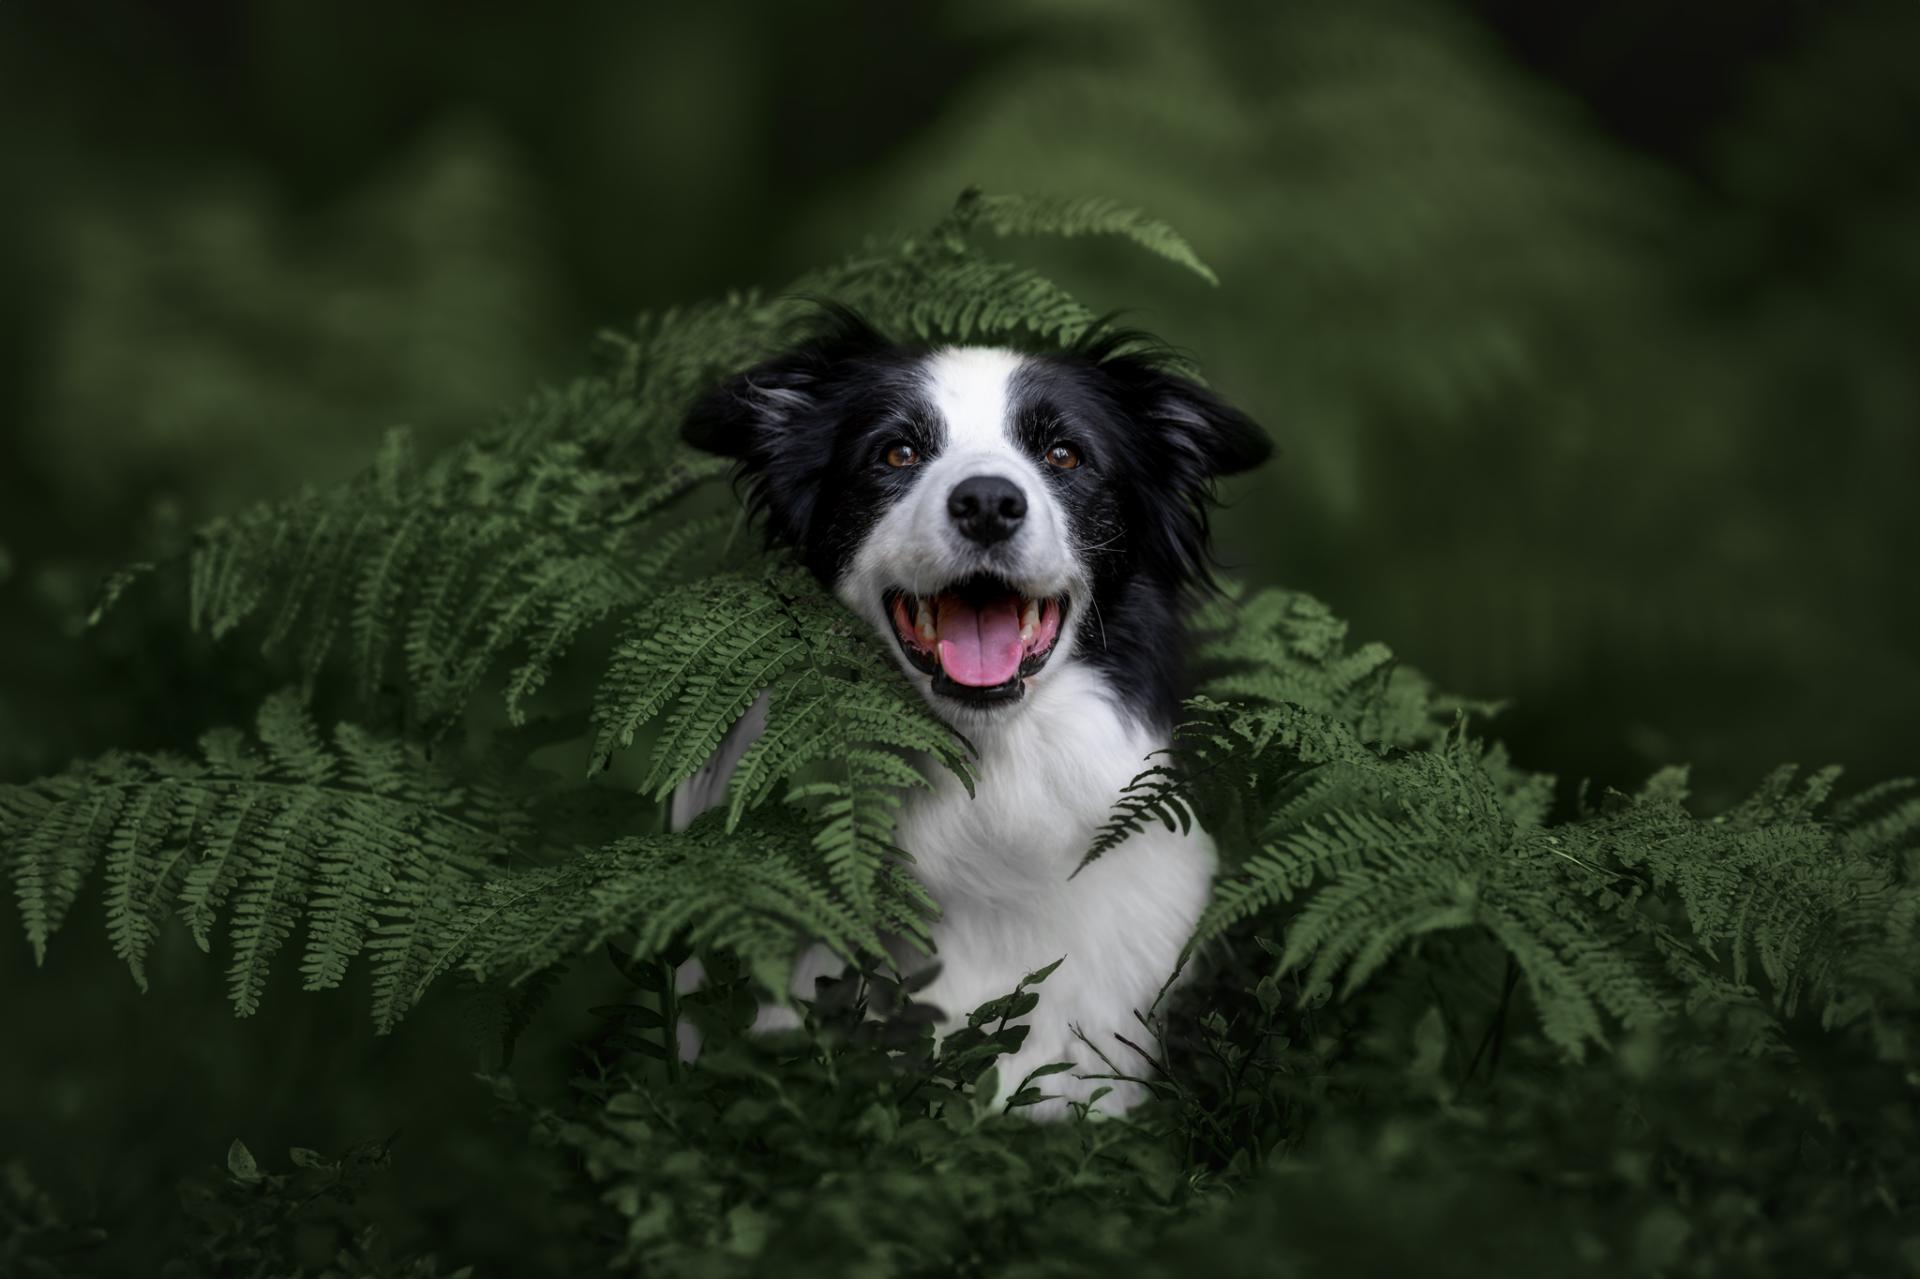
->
[895,667,1215,1115]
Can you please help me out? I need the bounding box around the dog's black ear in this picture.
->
[1071,327,1271,479]
[1140,371,1271,586]
[1139,369,1272,481]
[681,306,893,547]
[1083,338,1273,586]
[681,305,890,459]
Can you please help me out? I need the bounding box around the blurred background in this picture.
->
[1,0,1914,1264]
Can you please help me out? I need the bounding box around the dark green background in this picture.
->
[2,0,1914,1267]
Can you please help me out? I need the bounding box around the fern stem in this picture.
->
[1461,956,1520,1087]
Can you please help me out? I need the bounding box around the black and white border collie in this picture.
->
[674,308,1269,1116]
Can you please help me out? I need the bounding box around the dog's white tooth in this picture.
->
[916,600,936,643]
[1019,599,1039,644]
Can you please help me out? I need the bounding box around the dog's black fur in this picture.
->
[683,309,1269,727]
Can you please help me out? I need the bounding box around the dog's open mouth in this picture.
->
[883,575,1068,705]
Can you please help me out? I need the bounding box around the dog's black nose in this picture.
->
[947,475,1027,546]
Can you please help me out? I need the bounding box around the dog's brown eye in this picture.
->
[1045,443,1081,470]
[885,443,920,468]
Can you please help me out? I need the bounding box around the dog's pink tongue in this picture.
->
[936,595,1024,687]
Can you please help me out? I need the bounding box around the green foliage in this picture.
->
[593,566,970,921]
[1080,585,1480,875]
[186,412,731,724]
[3,191,1918,1276]
[956,190,1220,285]
[0,690,515,1025]
[1087,582,1920,1060]
[429,810,928,1004]
[492,958,1196,1279]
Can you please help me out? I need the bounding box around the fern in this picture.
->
[1077,581,1918,1059]
[1079,583,1464,873]
[427,808,933,1004]
[949,189,1221,286]
[188,416,729,725]
[1,691,510,1026]
[1080,698,1375,872]
[592,564,972,920]
[587,188,1221,458]
[1201,733,1680,1055]
[1596,766,1920,1029]
[1192,585,1479,749]
[1174,640,1919,1056]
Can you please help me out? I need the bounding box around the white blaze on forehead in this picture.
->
[835,342,1088,708]
[919,346,1029,457]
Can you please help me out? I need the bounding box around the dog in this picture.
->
[673,308,1269,1116]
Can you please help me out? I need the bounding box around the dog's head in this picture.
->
[684,309,1268,729]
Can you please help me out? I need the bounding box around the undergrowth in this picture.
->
[2,192,1916,1277]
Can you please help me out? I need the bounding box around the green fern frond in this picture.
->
[1085,755,1194,865]
[1831,778,1920,865]
[1196,735,1680,1055]
[1081,581,1461,875]
[1,691,510,1024]
[1080,699,1376,873]
[188,420,727,723]
[1193,586,1468,749]
[943,188,1220,285]
[596,189,1202,444]
[1197,715,1920,1055]
[591,189,1209,441]
[593,565,971,921]
[426,808,934,1004]
[1586,767,1920,1027]
[796,236,1100,348]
